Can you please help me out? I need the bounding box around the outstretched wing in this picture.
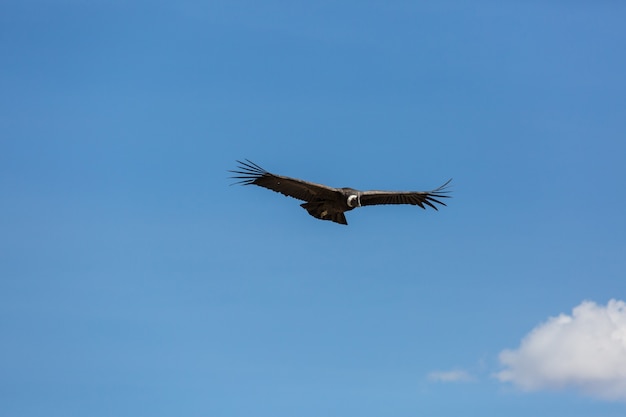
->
[229,159,339,203]
[359,179,452,210]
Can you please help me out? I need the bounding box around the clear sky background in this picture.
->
[1,1,626,416]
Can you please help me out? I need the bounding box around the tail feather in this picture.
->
[300,202,348,225]
[331,212,348,225]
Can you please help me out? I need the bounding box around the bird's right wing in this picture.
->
[359,179,452,210]
[230,160,339,203]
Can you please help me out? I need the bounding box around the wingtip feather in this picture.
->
[229,159,269,185]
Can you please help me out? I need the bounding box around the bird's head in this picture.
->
[346,194,361,208]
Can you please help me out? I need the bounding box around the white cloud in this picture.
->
[496,299,626,401]
[428,369,473,383]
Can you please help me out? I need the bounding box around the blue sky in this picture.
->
[1,1,626,416]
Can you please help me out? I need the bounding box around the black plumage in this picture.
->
[230,159,451,225]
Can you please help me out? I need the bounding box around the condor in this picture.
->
[230,159,451,225]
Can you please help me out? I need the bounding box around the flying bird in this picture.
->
[230,159,451,225]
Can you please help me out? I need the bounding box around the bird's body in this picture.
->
[300,187,360,225]
[230,160,451,225]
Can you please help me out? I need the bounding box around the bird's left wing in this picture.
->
[359,179,452,210]
[230,159,339,202]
